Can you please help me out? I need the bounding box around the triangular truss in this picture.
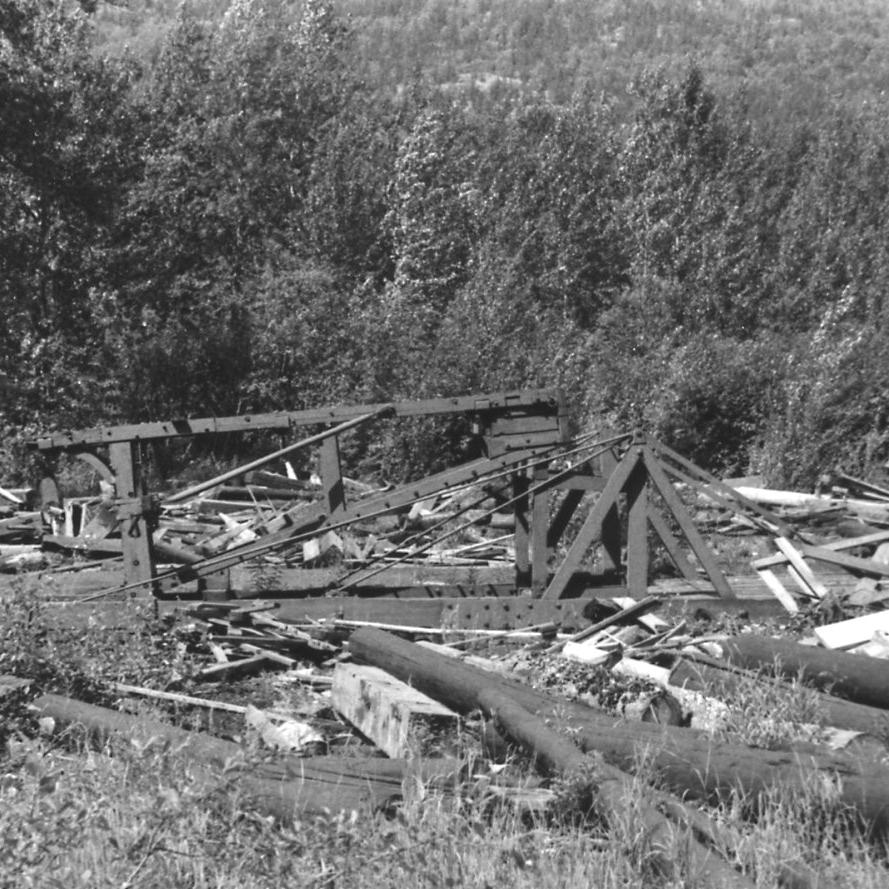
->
[539,433,790,600]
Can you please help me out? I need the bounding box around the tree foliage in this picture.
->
[6,0,889,487]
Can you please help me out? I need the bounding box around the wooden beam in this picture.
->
[793,543,889,578]
[546,488,584,550]
[543,446,643,600]
[228,564,515,593]
[159,594,603,632]
[331,664,459,758]
[319,434,346,516]
[109,441,155,592]
[813,611,889,650]
[755,568,800,614]
[530,465,551,593]
[625,461,649,597]
[648,509,699,582]
[773,538,830,598]
[648,438,796,538]
[642,447,735,598]
[753,530,889,569]
[33,389,565,449]
[512,471,530,579]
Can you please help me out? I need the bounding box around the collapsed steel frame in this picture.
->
[31,389,777,603]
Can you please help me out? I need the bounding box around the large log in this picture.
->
[478,689,753,888]
[669,657,889,740]
[349,628,889,836]
[28,690,456,819]
[719,634,889,710]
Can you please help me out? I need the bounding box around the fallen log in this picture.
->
[349,628,889,836]
[478,689,753,888]
[26,689,456,818]
[669,657,889,742]
[719,634,889,710]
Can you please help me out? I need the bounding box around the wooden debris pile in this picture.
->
[698,473,889,650]
[0,460,523,593]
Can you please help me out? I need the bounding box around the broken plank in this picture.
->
[43,534,123,554]
[237,643,298,667]
[756,568,799,614]
[198,654,285,681]
[773,538,830,598]
[609,596,672,633]
[797,544,889,578]
[754,530,889,570]
[813,610,889,651]
[331,663,459,758]
[567,595,661,643]
[114,682,250,714]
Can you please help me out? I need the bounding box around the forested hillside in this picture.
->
[4,0,889,486]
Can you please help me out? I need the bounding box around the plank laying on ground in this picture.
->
[813,610,889,650]
[198,654,286,681]
[719,634,889,709]
[42,534,123,554]
[756,568,799,614]
[332,664,459,758]
[478,689,753,888]
[348,628,889,837]
[798,544,889,579]
[565,595,661,644]
[752,530,889,570]
[773,538,830,598]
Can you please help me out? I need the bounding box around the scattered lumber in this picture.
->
[331,664,460,758]
[719,634,889,709]
[349,628,889,836]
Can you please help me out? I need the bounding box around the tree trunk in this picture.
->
[349,628,889,837]
[478,688,754,888]
[30,691,455,819]
[670,656,889,739]
[719,634,889,710]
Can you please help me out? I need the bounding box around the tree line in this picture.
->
[3,0,889,487]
